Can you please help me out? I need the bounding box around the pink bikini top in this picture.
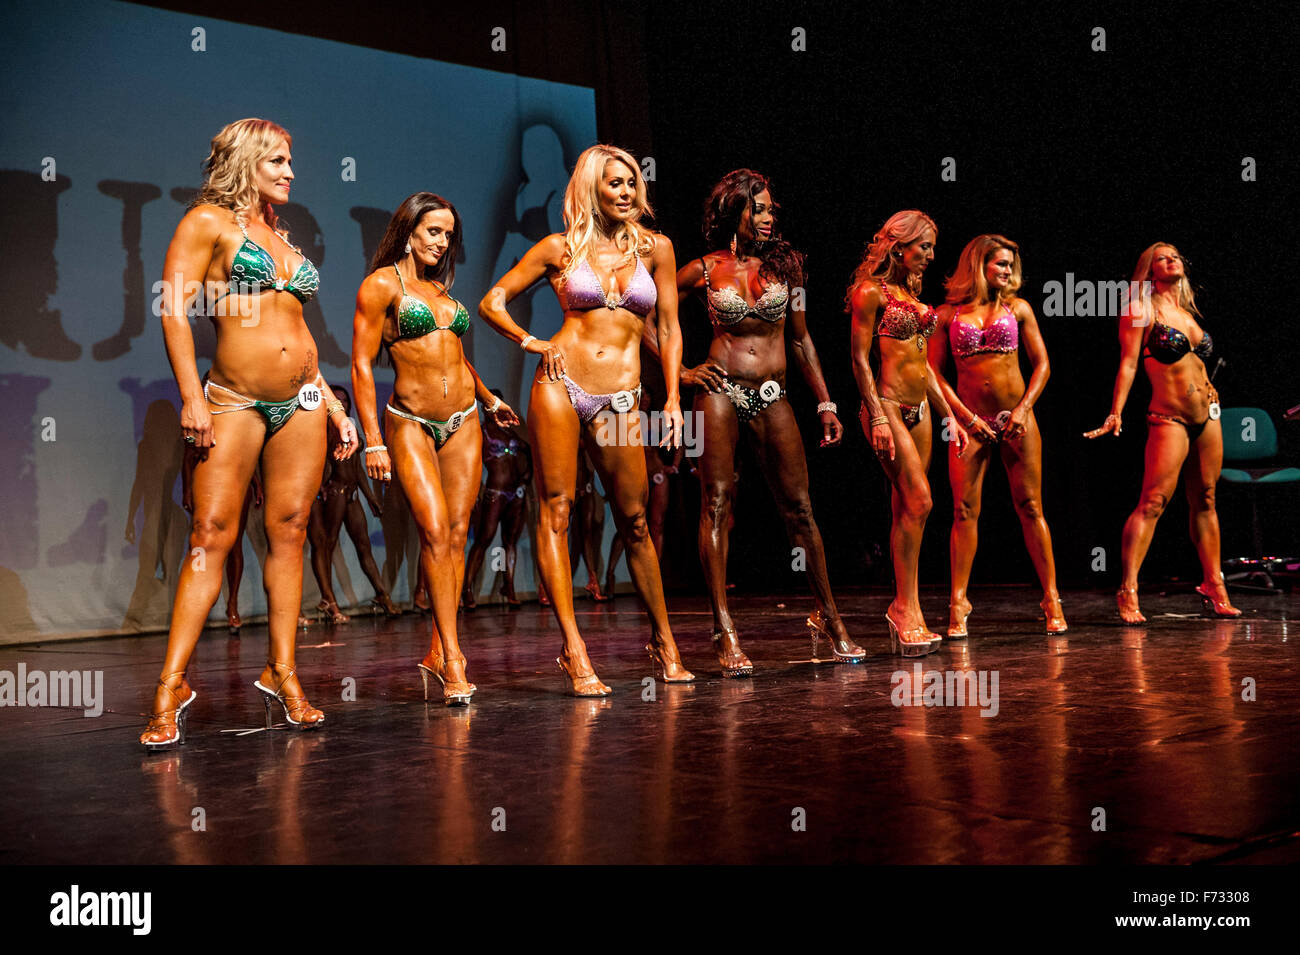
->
[562,255,657,317]
[876,281,938,341]
[949,302,1019,357]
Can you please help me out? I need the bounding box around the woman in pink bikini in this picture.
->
[929,234,1066,637]
[848,210,969,657]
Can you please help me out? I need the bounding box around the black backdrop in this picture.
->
[148,0,1300,595]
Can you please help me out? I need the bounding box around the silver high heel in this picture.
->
[807,610,865,663]
[253,662,325,730]
[140,672,197,749]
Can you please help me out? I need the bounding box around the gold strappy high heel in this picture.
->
[140,671,197,749]
[253,662,325,730]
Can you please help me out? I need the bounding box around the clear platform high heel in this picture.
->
[711,628,754,678]
[885,612,933,657]
[417,653,476,706]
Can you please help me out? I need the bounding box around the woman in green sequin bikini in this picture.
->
[142,118,357,748]
[352,192,519,705]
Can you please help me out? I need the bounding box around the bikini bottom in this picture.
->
[386,400,477,450]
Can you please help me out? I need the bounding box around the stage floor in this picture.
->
[2,586,1297,864]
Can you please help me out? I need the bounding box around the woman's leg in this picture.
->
[874,407,934,633]
[1118,420,1189,621]
[585,411,692,679]
[257,404,329,717]
[947,431,992,633]
[436,417,484,616]
[387,413,470,685]
[529,377,606,690]
[500,494,526,604]
[313,491,350,620]
[144,409,264,735]
[694,390,742,651]
[1000,412,1064,624]
[225,486,253,630]
[1184,418,1236,608]
[342,495,396,612]
[750,399,862,655]
[462,485,506,607]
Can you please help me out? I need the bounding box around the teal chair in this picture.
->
[1219,407,1300,591]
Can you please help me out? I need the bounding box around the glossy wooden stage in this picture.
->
[2,586,1296,864]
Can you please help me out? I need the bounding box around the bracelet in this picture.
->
[325,400,344,417]
[966,414,978,429]
[364,444,387,454]
[870,415,889,426]
[816,401,837,415]
[486,396,502,413]
[520,335,537,350]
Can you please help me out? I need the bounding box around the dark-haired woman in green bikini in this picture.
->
[352,192,519,706]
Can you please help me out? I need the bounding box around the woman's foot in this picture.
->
[1040,592,1068,633]
[140,672,196,748]
[584,580,610,603]
[1116,587,1145,625]
[948,596,972,638]
[226,606,242,634]
[317,600,349,624]
[810,610,866,662]
[1196,580,1241,618]
[646,639,695,682]
[255,662,324,728]
[556,648,611,696]
[418,650,476,705]
[373,594,401,617]
[711,626,754,677]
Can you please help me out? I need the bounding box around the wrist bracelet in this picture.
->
[325,400,344,417]
[520,335,537,350]
[870,415,889,426]
[816,401,837,415]
[487,396,502,413]
[966,414,978,429]
[364,444,387,454]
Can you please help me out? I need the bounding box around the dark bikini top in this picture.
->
[701,256,788,326]
[949,302,1019,357]
[393,265,470,340]
[1143,318,1212,364]
[484,435,521,459]
[227,223,319,304]
[875,280,938,341]
[562,255,657,317]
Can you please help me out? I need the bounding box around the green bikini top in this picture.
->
[228,223,319,303]
[394,265,470,340]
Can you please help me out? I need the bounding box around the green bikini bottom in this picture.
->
[386,400,478,450]
[204,376,321,436]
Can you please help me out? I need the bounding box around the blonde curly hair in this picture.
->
[191,118,293,238]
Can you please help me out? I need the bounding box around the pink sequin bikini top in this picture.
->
[875,280,938,341]
[561,255,657,317]
[949,302,1019,357]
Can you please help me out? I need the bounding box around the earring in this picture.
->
[730,233,738,255]
[404,242,412,255]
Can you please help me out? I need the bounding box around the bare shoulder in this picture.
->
[176,203,235,240]
[849,279,882,314]
[1008,296,1035,321]
[358,267,401,307]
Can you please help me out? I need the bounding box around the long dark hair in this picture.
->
[702,169,803,289]
[369,192,464,288]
